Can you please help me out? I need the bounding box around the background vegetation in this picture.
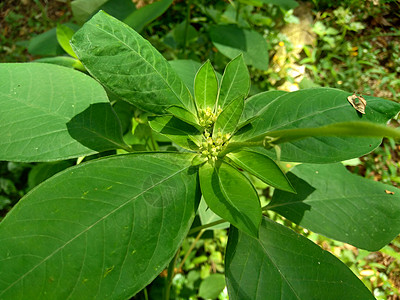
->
[1,0,399,299]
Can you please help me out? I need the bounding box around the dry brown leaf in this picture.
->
[347,93,367,114]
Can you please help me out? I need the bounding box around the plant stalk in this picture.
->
[183,0,192,57]
[177,229,205,271]
[188,219,227,235]
[164,248,180,300]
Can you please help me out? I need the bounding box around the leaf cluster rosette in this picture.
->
[0,10,400,300]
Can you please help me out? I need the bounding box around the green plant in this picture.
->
[1,10,400,299]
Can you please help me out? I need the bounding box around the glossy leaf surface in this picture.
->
[210,25,269,70]
[194,60,218,111]
[240,90,287,124]
[226,217,375,300]
[71,11,194,115]
[269,163,400,251]
[0,153,199,299]
[227,149,295,193]
[0,63,127,162]
[199,161,261,237]
[234,88,400,163]
[149,115,201,150]
[218,54,250,109]
[168,60,202,95]
[214,96,244,135]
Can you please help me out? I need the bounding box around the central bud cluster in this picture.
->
[199,130,231,162]
[198,107,222,128]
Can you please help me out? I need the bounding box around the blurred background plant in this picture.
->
[1,0,399,298]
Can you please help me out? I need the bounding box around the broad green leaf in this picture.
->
[99,0,136,21]
[269,163,400,251]
[71,0,135,24]
[56,24,78,58]
[71,0,109,24]
[28,27,64,56]
[123,0,172,32]
[240,90,287,123]
[214,96,244,135]
[169,60,222,97]
[233,88,400,163]
[166,106,199,127]
[210,25,269,71]
[149,115,202,150]
[227,149,295,193]
[28,161,74,190]
[28,24,80,56]
[198,274,226,299]
[198,198,229,231]
[226,217,375,300]
[218,55,250,109]
[71,11,195,115]
[199,161,261,237]
[163,21,198,49]
[0,153,199,299]
[0,63,128,162]
[34,56,86,71]
[169,60,202,95]
[194,60,218,111]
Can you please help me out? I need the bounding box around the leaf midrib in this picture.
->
[82,18,192,112]
[0,162,190,297]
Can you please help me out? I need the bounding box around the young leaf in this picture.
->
[169,60,202,95]
[218,54,250,109]
[269,163,400,251]
[199,161,261,238]
[227,149,295,193]
[166,105,199,127]
[0,153,200,299]
[34,56,86,71]
[148,115,202,150]
[28,27,64,56]
[194,60,218,111]
[226,217,375,300]
[71,11,195,115]
[210,24,269,71]
[0,63,128,162]
[214,95,244,135]
[234,88,400,163]
[56,24,78,58]
[198,274,226,299]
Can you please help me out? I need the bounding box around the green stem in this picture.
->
[235,2,241,22]
[183,0,192,57]
[164,248,180,300]
[178,229,205,271]
[188,219,227,235]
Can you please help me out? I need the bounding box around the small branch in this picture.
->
[177,229,205,272]
[188,219,228,235]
